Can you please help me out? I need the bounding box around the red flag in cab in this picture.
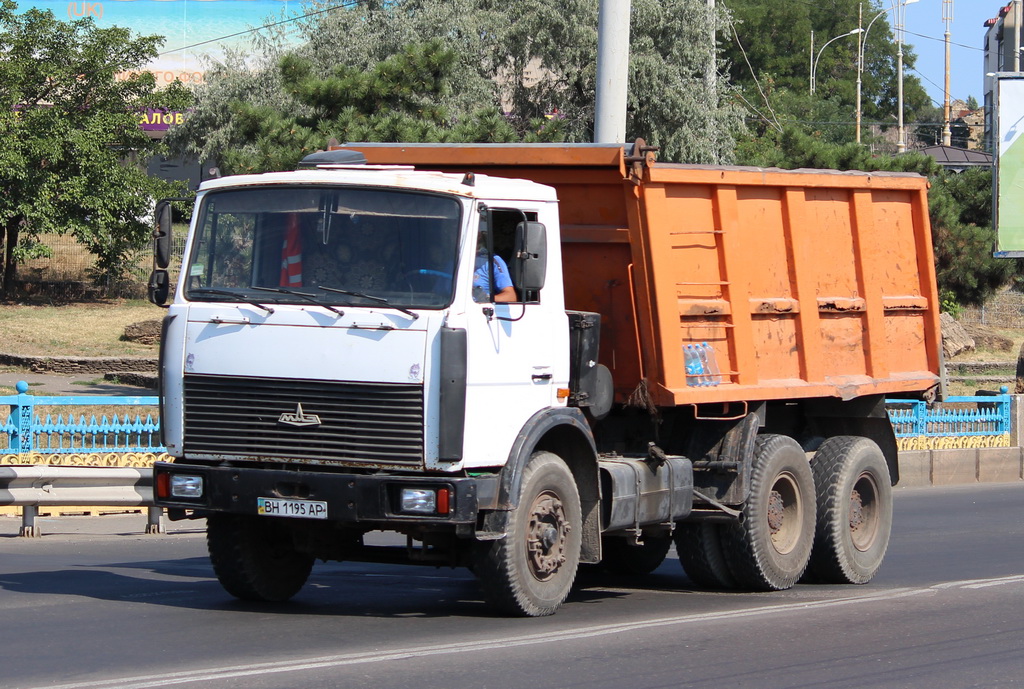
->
[279,214,303,287]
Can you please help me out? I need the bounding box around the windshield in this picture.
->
[184,186,461,309]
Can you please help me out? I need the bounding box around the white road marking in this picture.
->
[28,575,1024,689]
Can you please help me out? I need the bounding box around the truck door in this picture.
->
[461,208,564,469]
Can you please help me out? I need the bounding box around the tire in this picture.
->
[207,514,314,602]
[474,452,582,616]
[674,522,737,589]
[601,533,672,576]
[720,434,816,591]
[806,436,893,584]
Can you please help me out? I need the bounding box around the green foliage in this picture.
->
[929,167,1018,306]
[167,0,741,170]
[0,0,192,295]
[726,0,933,148]
[938,290,964,318]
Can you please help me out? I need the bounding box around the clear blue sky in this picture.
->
[902,0,998,106]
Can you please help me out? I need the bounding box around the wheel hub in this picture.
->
[526,491,571,581]
[766,471,803,555]
[849,488,865,531]
[767,490,785,533]
[849,472,881,552]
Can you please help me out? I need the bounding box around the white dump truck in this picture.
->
[150,142,941,616]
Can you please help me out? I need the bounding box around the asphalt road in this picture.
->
[1,483,1022,689]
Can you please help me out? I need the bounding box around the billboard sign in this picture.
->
[995,74,1024,256]
[19,1,306,87]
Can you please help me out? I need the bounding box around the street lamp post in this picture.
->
[811,28,864,95]
[856,9,892,144]
[895,0,920,153]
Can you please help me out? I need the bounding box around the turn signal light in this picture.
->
[155,471,170,499]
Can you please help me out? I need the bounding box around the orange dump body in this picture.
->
[346,144,942,408]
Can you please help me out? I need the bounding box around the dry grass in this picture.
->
[0,300,161,357]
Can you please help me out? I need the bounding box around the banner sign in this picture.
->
[995,75,1024,256]
[140,109,188,131]
[19,1,306,86]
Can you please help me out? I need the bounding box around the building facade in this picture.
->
[984,2,1024,151]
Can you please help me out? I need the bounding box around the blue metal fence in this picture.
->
[1,381,164,455]
[1,379,1014,453]
[885,394,1012,438]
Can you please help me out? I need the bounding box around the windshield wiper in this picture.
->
[318,285,419,320]
[188,287,275,314]
[251,286,345,317]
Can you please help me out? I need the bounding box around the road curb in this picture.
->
[898,447,1024,487]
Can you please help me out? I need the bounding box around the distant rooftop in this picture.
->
[916,145,993,170]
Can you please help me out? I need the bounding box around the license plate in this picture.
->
[257,497,328,520]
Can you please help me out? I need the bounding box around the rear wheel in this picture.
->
[207,514,314,602]
[675,522,737,589]
[806,436,893,584]
[474,452,582,616]
[601,533,672,575]
[720,434,815,590]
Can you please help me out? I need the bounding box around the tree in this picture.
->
[725,0,932,149]
[0,0,191,297]
[166,0,742,168]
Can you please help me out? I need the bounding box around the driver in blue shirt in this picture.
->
[473,251,516,302]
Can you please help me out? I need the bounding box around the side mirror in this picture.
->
[154,200,174,269]
[512,221,547,292]
[148,269,170,307]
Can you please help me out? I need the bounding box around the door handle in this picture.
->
[532,372,553,381]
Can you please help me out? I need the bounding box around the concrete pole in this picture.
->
[941,0,952,146]
[856,3,863,144]
[810,31,815,94]
[896,3,906,153]
[896,0,918,153]
[594,0,631,143]
[707,0,717,162]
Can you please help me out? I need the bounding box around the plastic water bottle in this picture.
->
[694,344,711,386]
[700,342,721,386]
[683,344,704,387]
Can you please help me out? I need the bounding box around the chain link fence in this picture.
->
[960,291,1024,330]
[12,231,188,302]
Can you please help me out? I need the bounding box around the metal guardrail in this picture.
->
[1,381,164,454]
[0,465,159,536]
[885,394,1013,438]
[2,381,163,536]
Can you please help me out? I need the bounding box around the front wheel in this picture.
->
[474,452,582,616]
[720,434,816,590]
[806,436,893,584]
[207,514,314,602]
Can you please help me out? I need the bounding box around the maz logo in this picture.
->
[67,3,103,19]
[278,403,322,428]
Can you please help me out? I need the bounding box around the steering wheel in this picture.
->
[404,268,453,291]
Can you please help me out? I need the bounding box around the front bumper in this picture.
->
[153,462,497,526]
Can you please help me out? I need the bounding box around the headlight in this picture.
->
[170,474,204,499]
[400,488,437,514]
[398,487,451,515]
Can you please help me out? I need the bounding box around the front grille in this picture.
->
[183,374,424,466]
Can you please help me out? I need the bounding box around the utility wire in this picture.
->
[904,29,984,52]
